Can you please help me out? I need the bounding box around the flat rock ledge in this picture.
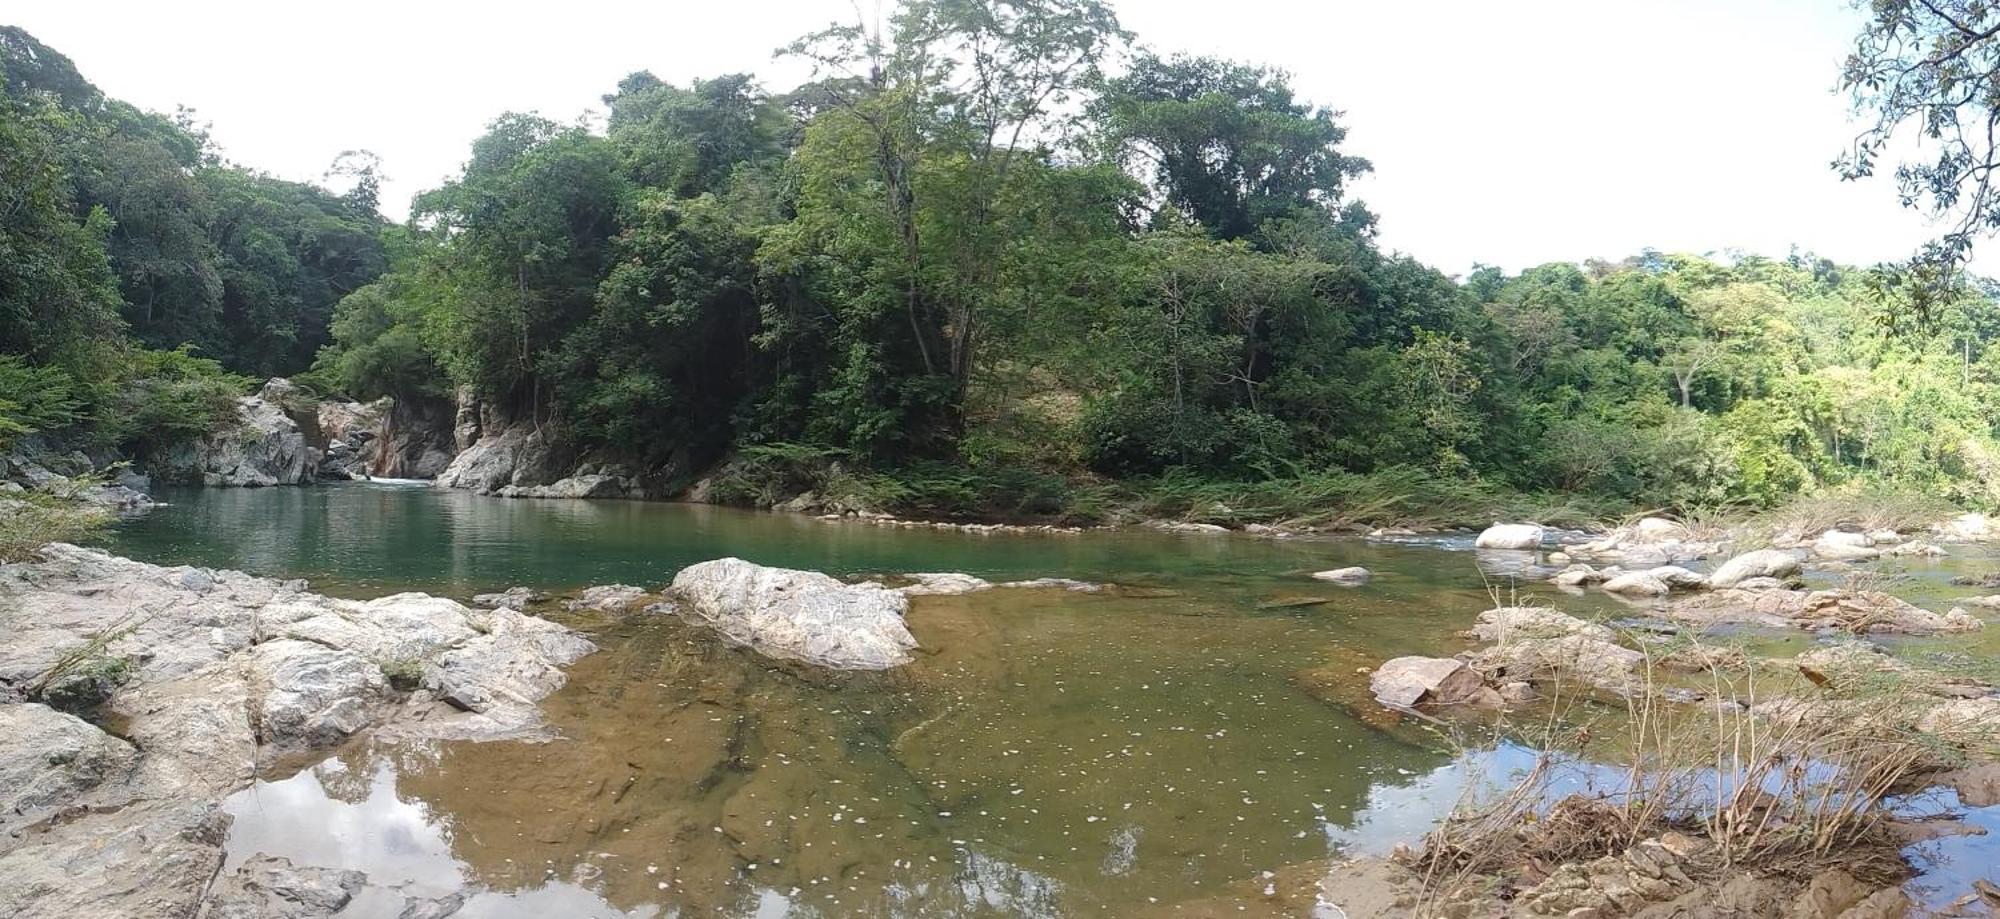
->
[0,544,594,919]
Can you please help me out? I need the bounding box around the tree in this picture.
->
[1841,0,2000,319]
[779,0,1127,433]
[1091,52,1372,243]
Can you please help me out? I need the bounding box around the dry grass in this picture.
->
[1752,489,1957,542]
[1405,637,1959,913]
[0,493,110,563]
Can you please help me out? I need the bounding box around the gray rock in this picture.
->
[207,854,366,919]
[156,389,315,487]
[996,577,1103,592]
[669,557,917,670]
[1601,571,1670,597]
[498,473,631,499]
[1146,520,1231,535]
[434,423,564,495]
[1707,549,1802,588]
[1552,564,1602,587]
[1475,523,1544,550]
[0,545,596,919]
[250,640,388,749]
[1311,566,1372,586]
[566,584,648,612]
[0,704,137,830]
[471,586,544,610]
[400,892,469,919]
[1370,656,1485,708]
[1648,565,1710,590]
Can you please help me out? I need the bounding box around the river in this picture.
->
[106,481,2000,916]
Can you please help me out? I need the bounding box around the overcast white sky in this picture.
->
[7,0,1968,275]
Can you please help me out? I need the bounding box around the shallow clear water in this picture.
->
[107,483,2000,915]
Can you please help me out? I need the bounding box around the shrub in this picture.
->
[93,347,252,451]
[0,355,84,448]
[0,494,110,563]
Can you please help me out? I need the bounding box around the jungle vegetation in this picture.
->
[9,3,2000,523]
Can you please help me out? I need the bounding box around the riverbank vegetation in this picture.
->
[12,6,2000,527]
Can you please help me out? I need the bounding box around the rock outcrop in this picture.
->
[155,379,314,487]
[1466,606,1644,694]
[668,557,917,670]
[0,544,594,918]
[1668,588,1984,635]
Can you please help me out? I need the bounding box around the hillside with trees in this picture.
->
[9,3,2000,525]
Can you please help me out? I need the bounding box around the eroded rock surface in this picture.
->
[155,379,315,487]
[0,544,594,919]
[1706,548,1802,589]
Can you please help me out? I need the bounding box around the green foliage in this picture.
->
[95,347,252,452]
[0,493,110,563]
[0,355,84,446]
[1091,51,1373,242]
[14,12,2000,531]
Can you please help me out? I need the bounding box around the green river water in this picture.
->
[106,481,2000,917]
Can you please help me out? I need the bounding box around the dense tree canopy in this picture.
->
[9,6,2000,519]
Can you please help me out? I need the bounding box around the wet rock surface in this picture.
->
[0,544,593,919]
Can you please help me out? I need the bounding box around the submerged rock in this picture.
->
[566,584,648,612]
[1311,566,1372,585]
[898,572,994,596]
[669,558,917,670]
[472,586,544,610]
[1475,523,1545,550]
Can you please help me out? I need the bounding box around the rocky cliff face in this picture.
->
[153,379,315,487]
[434,389,649,498]
[315,394,456,480]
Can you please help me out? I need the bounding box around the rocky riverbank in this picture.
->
[0,544,594,918]
[1326,537,2000,917]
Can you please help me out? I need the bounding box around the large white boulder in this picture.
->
[1707,549,1802,588]
[1941,513,1994,541]
[670,558,918,670]
[1476,523,1545,550]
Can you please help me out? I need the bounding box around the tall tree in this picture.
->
[1091,52,1372,243]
